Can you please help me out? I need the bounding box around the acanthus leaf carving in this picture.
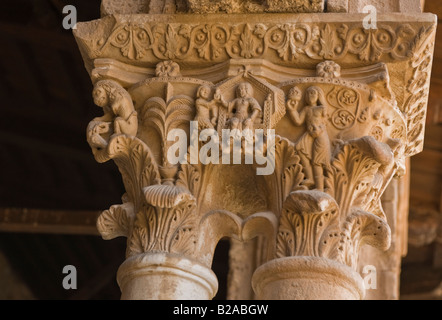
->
[259,136,305,215]
[176,163,202,198]
[97,202,135,240]
[276,190,338,258]
[86,59,411,275]
[276,134,396,269]
[325,139,381,217]
[107,135,162,211]
[337,209,391,268]
[126,195,197,257]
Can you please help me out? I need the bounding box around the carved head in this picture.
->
[93,80,127,107]
[197,85,211,100]
[237,82,253,98]
[305,86,326,107]
[93,86,108,107]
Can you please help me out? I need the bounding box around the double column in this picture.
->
[74,3,436,300]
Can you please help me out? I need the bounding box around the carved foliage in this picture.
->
[97,202,135,240]
[128,194,197,257]
[107,22,153,60]
[96,134,200,258]
[140,93,194,166]
[403,26,436,156]
[326,136,395,215]
[276,191,338,258]
[260,136,305,215]
[176,163,202,199]
[108,135,162,210]
[91,20,431,64]
[276,136,394,269]
[325,141,381,217]
[97,133,205,258]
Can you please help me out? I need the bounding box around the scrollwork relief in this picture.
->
[81,18,433,65]
[403,34,435,156]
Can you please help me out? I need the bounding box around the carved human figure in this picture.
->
[88,80,138,149]
[217,82,262,131]
[287,86,330,191]
[93,80,138,136]
[194,84,219,130]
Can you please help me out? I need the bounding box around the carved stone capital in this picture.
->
[75,8,436,299]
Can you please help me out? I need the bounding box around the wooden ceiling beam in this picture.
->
[0,208,101,235]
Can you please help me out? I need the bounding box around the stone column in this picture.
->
[73,0,436,300]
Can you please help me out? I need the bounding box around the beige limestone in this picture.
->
[117,252,218,299]
[327,0,348,13]
[252,256,365,300]
[348,0,423,13]
[100,0,325,15]
[73,1,437,300]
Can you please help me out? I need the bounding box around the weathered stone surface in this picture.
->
[73,1,436,300]
[100,0,325,15]
[348,0,423,13]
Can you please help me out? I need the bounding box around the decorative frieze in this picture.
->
[74,14,435,68]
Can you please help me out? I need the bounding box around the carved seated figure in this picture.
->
[287,85,330,191]
[217,82,262,131]
[87,80,138,149]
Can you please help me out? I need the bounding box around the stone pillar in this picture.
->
[73,0,436,300]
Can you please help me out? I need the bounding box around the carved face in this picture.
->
[237,83,252,98]
[306,88,319,106]
[199,86,211,100]
[93,87,108,107]
[307,123,323,138]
